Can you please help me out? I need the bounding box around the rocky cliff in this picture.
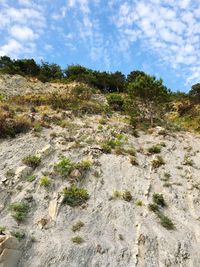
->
[0,76,200,267]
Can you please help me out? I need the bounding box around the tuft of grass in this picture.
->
[0,226,6,234]
[54,156,74,177]
[76,160,92,171]
[151,156,165,168]
[72,220,84,232]
[71,236,84,244]
[9,202,29,223]
[40,176,50,187]
[33,123,42,132]
[148,203,159,213]
[122,190,132,202]
[130,156,138,166]
[183,155,194,166]
[157,213,175,230]
[112,190,121,199]
[11,230,25,241]
[63,185,89,207]
[152,193,166,207]
[135,200,143,206]
[26,175,36,182]
[5,169,15,178]
[148,145,162,154]
[22,155,41,168]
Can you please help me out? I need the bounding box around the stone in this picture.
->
[0,248,21,267]
[0,236,19,254]
[15,166,32,180]
[48,199,58,221]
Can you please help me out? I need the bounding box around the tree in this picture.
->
[127,70,146,84]
[38,61,63,82]
[189,83,200,104]
[128,74,170,126]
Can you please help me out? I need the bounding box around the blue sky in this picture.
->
[0,0,200,92]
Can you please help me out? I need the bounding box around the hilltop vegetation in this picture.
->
[1,59,200,266]
[0,55,200,136]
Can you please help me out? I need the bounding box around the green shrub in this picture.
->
[135,200,143,206]
[26,175,36,182]
[152,193,166,207]
[112,190,121,199]
[158,213,175,230]
[107,93,124,111]
[54,156,74,177]
[101,143,111,153]
[11,230,25,241]
[22,155,41,168]
[71,236,84,244]
[122,190,132,202]
[151,156,165,168]
[72,220,84,232]
[9,202,29,223]
[40,176,50,187]
[183,155,194,166]
[148,145,162,154]
[148,203,159,213]
[76,160,92,171]
[63,185,89,207]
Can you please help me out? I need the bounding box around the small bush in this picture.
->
[183,155,194,166]
[152,193,166,207]
[122,190,132,202]
[130,156,138,166]
[40,176,50,187]
[135,200,143,206]
[71,236,84,244]
[107,93,124,111]
[26,175,36,182]
[72,220,84,232]
[151,156,165,168]
[148,145,161,154]
[148,203,159,213]
[54,156,74,177]
[63,185,89,207]
[9,202,29,223]
[101,143,111,153]
[76,160,92,171]
[11,230,25,241]
[158,213,175,230]
[22,155,41,168]
[112,190,121,199]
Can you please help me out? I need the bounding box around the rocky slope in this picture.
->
[0,76,200,267]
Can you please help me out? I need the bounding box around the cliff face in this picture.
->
[0,76,200,267]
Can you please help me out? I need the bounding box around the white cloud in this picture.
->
[10,25,38,41]
[0,39,22,57]
[112,0,200,86]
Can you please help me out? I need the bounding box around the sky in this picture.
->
[0,0,200,92]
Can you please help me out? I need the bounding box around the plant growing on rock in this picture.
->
[151,156,165,168]
[71,236,84,244]
[148,145,162,154]
[62,185,89,207]
[40,176,50,187]
[72,220,84,232]
[157,213,175,230]
[11,230,25,241]
[22,155,41,168]
[152,193,166,207]
[122,190,132,202]
[76,160,92,171]
[54,156,74,177]
[9,202,29,223]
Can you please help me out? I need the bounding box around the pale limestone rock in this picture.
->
[48,199,58,221]
[0,248,21,267]
[15,166,32,180]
